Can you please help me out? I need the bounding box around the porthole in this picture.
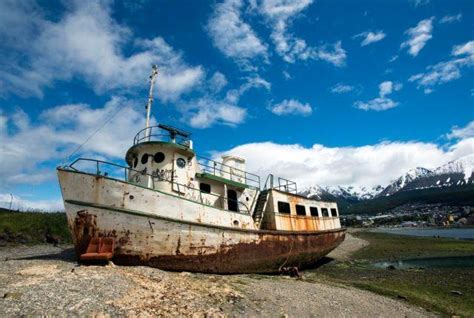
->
[133,157,138,168]
[141,154,149,164]
[154,152,165,163]
[176,158,186,168]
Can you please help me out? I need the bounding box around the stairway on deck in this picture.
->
[253,190,269,228]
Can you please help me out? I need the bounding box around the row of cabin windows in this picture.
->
[133,152,189,169]
[133,152,166,168]
[277,201,338,217]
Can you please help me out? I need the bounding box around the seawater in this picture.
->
[372,227,474,240]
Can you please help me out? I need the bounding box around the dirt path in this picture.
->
[0,244,434,317]
[327,232,369,261]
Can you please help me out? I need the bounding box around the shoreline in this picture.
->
[0,236,436,317]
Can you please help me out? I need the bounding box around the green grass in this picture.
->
[307,231,474,317]
[0,208,71,244]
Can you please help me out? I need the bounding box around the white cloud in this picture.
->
[257,0,347,66]
[353,30,386,46]
[269,99,312,116]
[440,13,462,24]
[0,194,64,212]
[183,76,271,128]
[207,0,268,68]
[330,83,354,94]
[409,40,474,93]
[389,55,399,63]
[0,97,147,187]
[218,137,473,188]
[401,17,434,57]
[447,121,474,140]
[354,81,402,111]
[0,1,204,100]
[208,72,228,93]
[410,0,430,7]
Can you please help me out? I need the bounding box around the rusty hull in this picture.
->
[69,206,345,274]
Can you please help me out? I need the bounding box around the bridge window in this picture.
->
[295,204,306,216]
[154,152,165,163]
[322,208,329,217]
[199,183,211,194]
[331,208,338,217]
[310,207,319,217]
[133,157,138,168]
[278,202,291,214]
[141,154,149,164]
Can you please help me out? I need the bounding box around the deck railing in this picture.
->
[197,156,260,189]
[263,174,298,194]
[67,158,251,213]
[133,125,191,147]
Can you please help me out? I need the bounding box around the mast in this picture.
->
[145,65,159,140]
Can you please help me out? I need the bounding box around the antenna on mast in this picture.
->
[145,65,159,140]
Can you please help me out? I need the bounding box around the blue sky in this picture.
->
[0,0,473,210]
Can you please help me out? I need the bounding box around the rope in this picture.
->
[278,237,295,272]
[60,102,126,166]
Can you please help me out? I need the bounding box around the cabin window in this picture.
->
[133,157,138,168]
[295,204,306,216]
[322,208,329,217]
[310,207,319,217]
[278,202,291,214]
[199,183,211,194]
[227,189,239,212]
[154,152,165,163]
[141,154,149,164]
[330,208,338,217]
[176,158,186,168]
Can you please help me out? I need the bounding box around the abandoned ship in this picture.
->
[57,66,346,274]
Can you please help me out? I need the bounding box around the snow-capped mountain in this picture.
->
[299,185,334,200]
[402,154,474,191]
[301,154,474,202]
[326,185,384,201]
[378,167,432,197]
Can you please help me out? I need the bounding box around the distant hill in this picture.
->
[301,154,474,214]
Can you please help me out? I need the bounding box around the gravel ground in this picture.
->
[0,235,435,317]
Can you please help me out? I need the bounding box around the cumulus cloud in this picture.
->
[353,30,386,46]
[217,137,473,188]
[440,13,462,24]
[0,97,147,187]
[256,0,346,66]
[354,81,402,111]
[183,76,271,128]
[409,40,474,93]
[0,1,203,100]
[330,83,354,94]
[401,17,434,57]
[207,0,268,68]
[0,194,64,212]
[269,99,312,116]
[447,121,474,140]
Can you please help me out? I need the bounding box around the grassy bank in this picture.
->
[307,231,474,317]
[0,208,71,245]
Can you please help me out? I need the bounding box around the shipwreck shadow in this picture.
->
[8,246,77,263]
[302,257,335,271]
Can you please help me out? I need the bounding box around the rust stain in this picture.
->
[72,210,98,256]
[112,230,345,274]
